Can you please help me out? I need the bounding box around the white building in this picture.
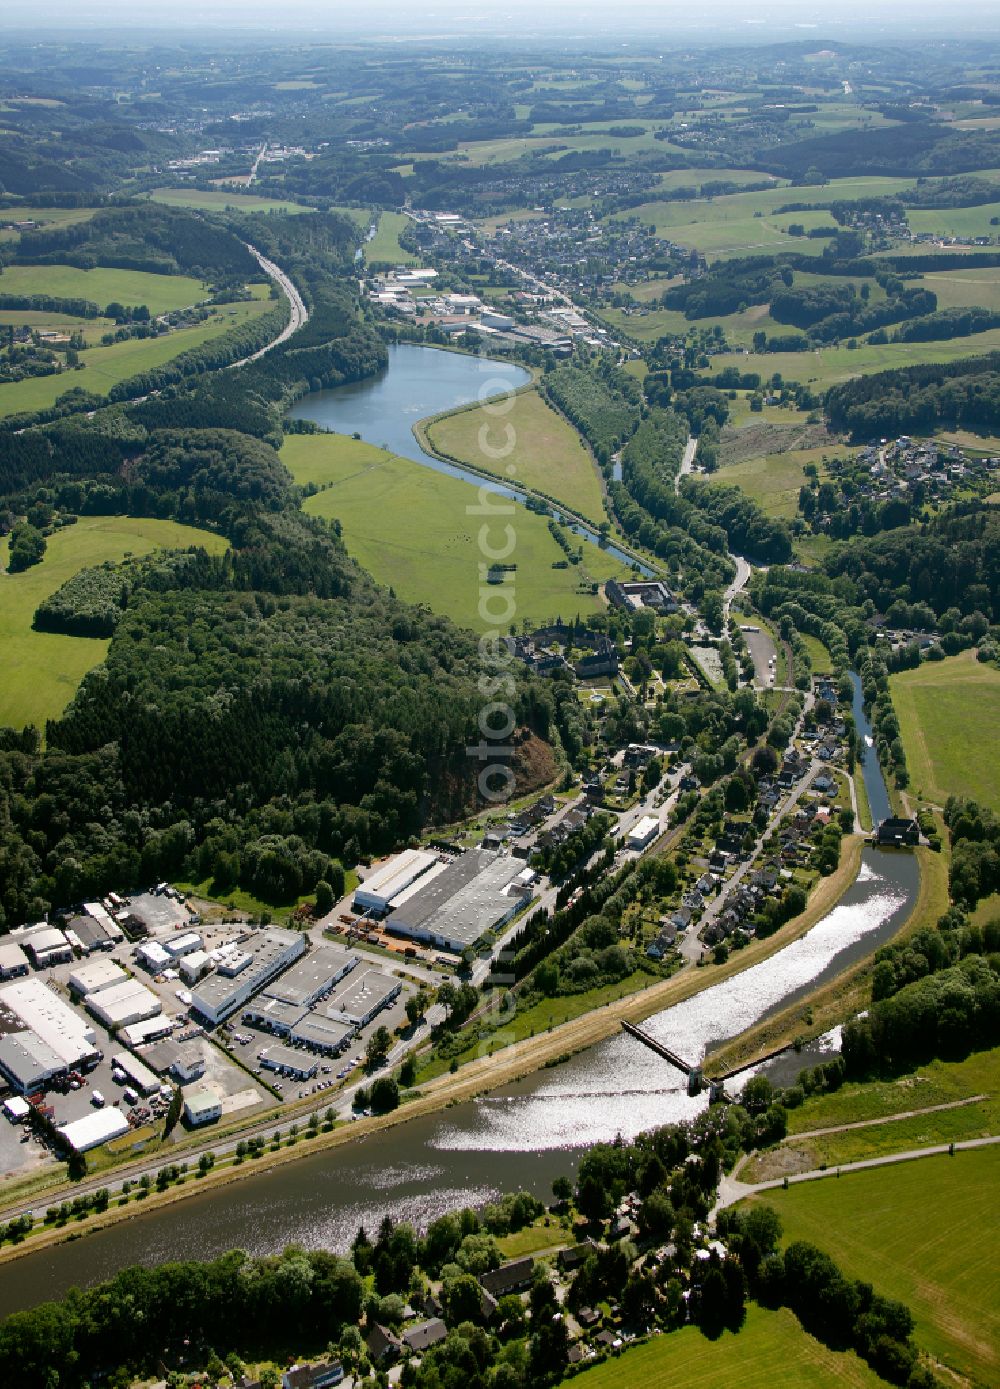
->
[59,1109,130,1153]
[627,815,660,851]
[190,928,306,1026]
[68,958,128,997]
[0,977,100,1069]
[111,1051,160,1097]
[136,941,171,973]
[0,941,30,981]
[179,949,212,984]
[353,849,438,916]
[184,1086,222,1127]
[86,978,161,1030]
[163,932,203,959]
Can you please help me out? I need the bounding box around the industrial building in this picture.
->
[259,1044,319,1081]
[163,932,203,959]
[387,850,525,953]
[183,1087,222,1127]
[179,949,212,984]
[0,941,30,981]
[121,1015,175,1048]
[137,941,171,973]
[627,815,661,851]
[261,943,359,1009]
[140,1038,205,1084]
[86,978,161,1030]
[59,1108,130,1153]
[243,995,307,1037]
[68,958,128,997]
[353,849,438,916]
[0,1030,67,1093]
[287,1012,355,1056]
[322,968,401,1027]
[22,926,72,969]
[190,928,306,1026]
[111,1051,160,1097]
[64,913,113,954]
[0,977,101,1070]
[82,901,123,943]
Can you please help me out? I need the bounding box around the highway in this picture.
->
[235,243,309,363]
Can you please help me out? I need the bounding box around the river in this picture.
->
[0,362,918,1315]
[287,342,651,573]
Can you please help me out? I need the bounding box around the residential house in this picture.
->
[366,1324,403,1364]
[480,1257,535,1298]
[403,1319,448,1353]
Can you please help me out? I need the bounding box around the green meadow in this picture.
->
[572,1304,884,1389]
[365,211,417,264]
[282,432,630,631]
[890,650,1000,813]
[0,263,208,316]
[148,187,314,215]
[0,517,228,730]
[423,386,607,525]
[744,1147,1000,1387]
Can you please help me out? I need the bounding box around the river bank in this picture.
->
[0,834,866,1275]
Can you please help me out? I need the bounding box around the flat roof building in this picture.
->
[259,1044,319,1081]
[354,849,438,916]
[243,995,307,1036]
[111,1051,160,1097]
[23,926,72,968]
[121,1016,175,1047]
[184,1086,222,1127]
[0,977,100,1069]
[66,914,113,954]
[136,941,171,973]
[164,932,202,959]
[0,1030,67,1093]
[59,1108,130,1153]
[140,1038,205,1083]
[179,949,212,984]
[288,1012,356,1055]
[322,968,402,1028]
[627,815,660,851]
[86,978,161,1030]
[190,928,306,1026]
[387,850,524,953]
[68,958,128,997]
[261,944,359,1010]
[0,942,30,981]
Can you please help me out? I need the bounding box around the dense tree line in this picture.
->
[824,352,1000,439]
[946,796,1000,908]
[540,359,642,465]
[891,306,1000,342]
[683,480,793,565]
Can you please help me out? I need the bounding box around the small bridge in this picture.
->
[622,1021,732,1100]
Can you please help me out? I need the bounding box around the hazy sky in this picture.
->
[4,0,1000,39]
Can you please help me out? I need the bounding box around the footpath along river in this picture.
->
[0,664,918,1316]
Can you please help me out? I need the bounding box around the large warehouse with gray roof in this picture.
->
[386,850,527,953]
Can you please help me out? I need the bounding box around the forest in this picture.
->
[824,353,1000,438]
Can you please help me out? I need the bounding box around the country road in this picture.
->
[714,1134,1000,1214]
[675,434,698,493]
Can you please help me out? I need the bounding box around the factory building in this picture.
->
[121,1015,175,1048]
[111,1051,160,1097]
[0,977,101,1070]
[179,949,212,984]
[259,1044,319,1081]
[353,849,438,916]
[387,850,525,953]
[190,928,306,1026]
[22,926,72,969]
[287,1013,355,1056]
[163,932,203,959]
[0,1030,68,1094]
[140,1038,205,1084]
[322,968,402,1028]
[0,942,30,981]
[59,1109,130,1153]
[68,958,128,998]
[136,941,171,974]
[261,943,359,1009]
[86,978,161,1030]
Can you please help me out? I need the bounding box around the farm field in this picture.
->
[572,1304,885,1389]
[0,516,228,730]
[365,210,417,264]
[743,1147,1000,1387]
[423,386,607,524]
[282,433,629,631]
[0,263,208,316]
[148,187,313,215]
[890,650,1000,812]
[0,309,114,344]
[0,205,99,241]
[0,294,272,417]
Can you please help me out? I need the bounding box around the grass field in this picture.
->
[744,1148,1000,1386]
[365,211,417,264]
[800,632,833,675]
[282,433,630,630]
[424,386,607,524]
[0,264,209,316]
[713,446,828,520]
[0,308,114,344]
[890,650,1000,812]
[573,1305,884,1389]
[0,295,272,417]
[148,187,313,215]
[0,517,228,729]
